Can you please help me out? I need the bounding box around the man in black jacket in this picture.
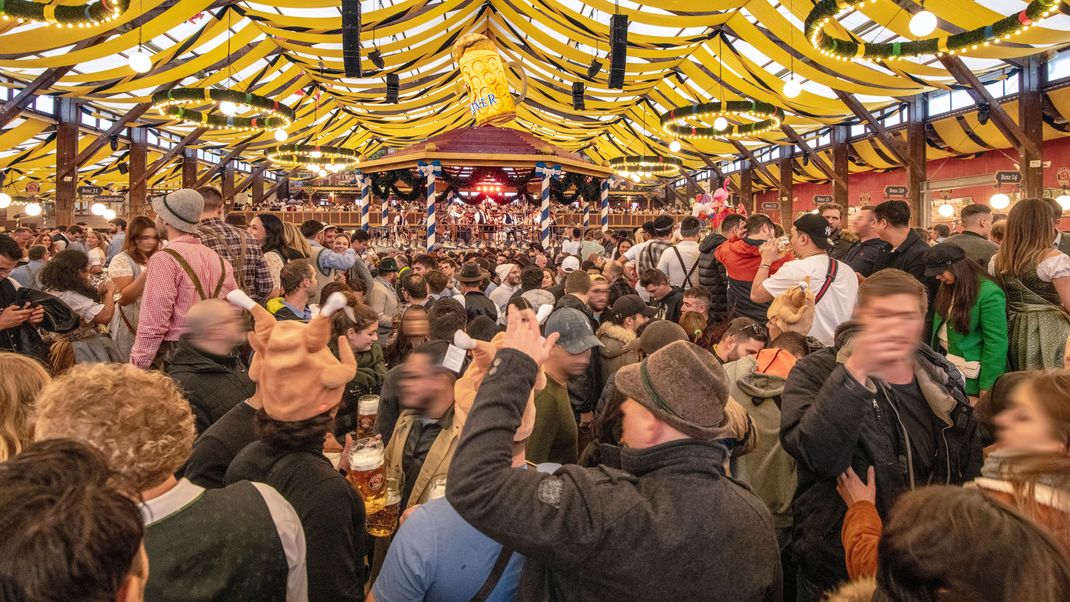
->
[448,312,781,601]
[165,299,255,434]
[0,234,58,362]
[698,213,744,324]
[780,269,984,600]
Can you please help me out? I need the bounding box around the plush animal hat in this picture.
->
[453,330,543,441]
[767,276,815,336]
[227,290,357,422]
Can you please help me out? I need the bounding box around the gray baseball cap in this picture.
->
[544,308,604,354]
[152,189,204,233]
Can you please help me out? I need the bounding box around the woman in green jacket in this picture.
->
[925,242,1008,397]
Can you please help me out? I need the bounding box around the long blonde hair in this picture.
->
[283,221,312,258]
[993,198,1056,278]
[0,353,51,461]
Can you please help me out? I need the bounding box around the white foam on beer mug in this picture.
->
[452,330,477,350]
[358,395,380,413]
[226,290,257,311]
[348,446,385,471]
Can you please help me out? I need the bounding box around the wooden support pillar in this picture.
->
[740,163,753,214]
[779,145,794,225]
[221,160,235,205]
[1019,54,1045,199]
[54,98,80,226]
[277,177,290,201]
[832,125,850,208]
[252,170,265,206]
[907,94,928,226]
[128,126,147,217]
[182,148,198,189]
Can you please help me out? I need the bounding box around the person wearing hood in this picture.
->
[781,268,984,600]
[725,331,812,548]
[488,262,520,323]
[698,213,745,324]
[715,214,792,322]
[447,312,782,600]
[513,265,555,315]
[165,299,256,435]
[597,294,657,381]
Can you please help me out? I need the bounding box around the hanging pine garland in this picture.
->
[805,0,1063,61]
[659,102,784,140]
[152,88,296,131]
[0,0,127,27]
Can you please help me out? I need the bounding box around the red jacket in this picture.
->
[714,235,792,281]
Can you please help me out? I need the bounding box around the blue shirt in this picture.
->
[308,241,357,272]
[10,260,43,289]
[106,232,125,263]
[373,498,524,602]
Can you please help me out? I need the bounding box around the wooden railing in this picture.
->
[231,210,691,232]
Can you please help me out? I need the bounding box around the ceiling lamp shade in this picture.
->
[660,100,785,140]
[937,202,955,218]
[128,50,153,74]
[151,89,296,132]
[24,202,42,216]
[989,192,1011,209]
[0,192,12,209]
[1057,193,1070,211]
[782,77,802,99]
[909,9,938,37]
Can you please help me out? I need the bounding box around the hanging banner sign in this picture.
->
[93,195,126,203]
[885,185,908,198]
[77,185,103,196]
[762,202,780,210]
[813,194,833,203]
[994,171,1022,185]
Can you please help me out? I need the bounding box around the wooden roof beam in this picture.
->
[194,139,255,189]
[780,124,848,191]
[834,90,924,178]
[938,55,1040,157]
[234,160,272,195]
[731,140,791,197]
[132,127,208,189]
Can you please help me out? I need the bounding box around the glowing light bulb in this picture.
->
[273,128,287,142]
[309,150,323,159]
[128,50,152,74]
[103,209,116,220]
[25,202,42,216]
[1057,193,1070,212]
[989,192,1010,210]
[90,202,106,216]
[909,9,937,37]
[318,168,328,177]
[937,202,955,218]
[219,101,238,116]
[669,140,682,153]
[0,192,10,209]
[713,116,729,131]
[783,77,802,99]
[630,173,641,183]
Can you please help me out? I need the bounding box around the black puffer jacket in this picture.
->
[780,323,984,592]
[165,339,256,435]
[698,232,730,322]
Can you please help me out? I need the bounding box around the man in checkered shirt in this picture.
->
[196,186,272,304]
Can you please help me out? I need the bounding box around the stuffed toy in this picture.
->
[227,290,357,422]
[767,277,816,338]
[453,331,543,440]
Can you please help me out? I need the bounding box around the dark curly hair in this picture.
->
[254,408,333,450]
[38,250,99,301]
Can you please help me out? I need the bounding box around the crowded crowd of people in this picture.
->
[1,186,1069,601]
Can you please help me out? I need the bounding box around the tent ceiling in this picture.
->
[0,0,1069,189]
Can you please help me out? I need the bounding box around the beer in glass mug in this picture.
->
[347,437,387,513]
[356,395,380,439]
[367,479,402,538]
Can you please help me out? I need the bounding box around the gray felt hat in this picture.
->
[152,189,204,233]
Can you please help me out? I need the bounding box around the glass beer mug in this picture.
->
[347,437,387,514]
[452,32,527,126]
[356,395,380,439]
[366,476,403,538]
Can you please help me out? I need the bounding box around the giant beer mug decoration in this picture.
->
[452,32,527,126]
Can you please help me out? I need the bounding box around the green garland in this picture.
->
[266,144,358,168]
[609,155,683,176]
[0,0,127,26]
[804,0,1063,61]
[659,100,784,140]
[151,88,296,131]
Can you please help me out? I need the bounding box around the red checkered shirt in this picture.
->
[130,235,238,368]
[197,217,273,302]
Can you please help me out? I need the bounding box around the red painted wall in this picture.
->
[752,135,1070,224]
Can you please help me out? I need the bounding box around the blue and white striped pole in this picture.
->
[600,177,610,232]
[582,200,590,230]
[418,160,442,249]
[535,162,561,249]
[357,171,371,232]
